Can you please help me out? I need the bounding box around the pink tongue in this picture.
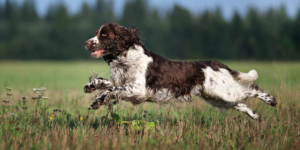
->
[92,49,105,55]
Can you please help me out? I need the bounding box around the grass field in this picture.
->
[0,61,300,149]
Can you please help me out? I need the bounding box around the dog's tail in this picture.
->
[237,70,258,83]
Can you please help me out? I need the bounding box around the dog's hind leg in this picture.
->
[202,98,260,121]
[246,83,277,107]
[234,103,260,121]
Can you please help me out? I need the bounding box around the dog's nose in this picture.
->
[85,41,90,49]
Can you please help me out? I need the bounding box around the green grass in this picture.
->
[0,61,300,149]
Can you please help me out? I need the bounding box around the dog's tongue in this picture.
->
[91,49,105,56]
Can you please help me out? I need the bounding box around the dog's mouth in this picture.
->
[91,49,106,58]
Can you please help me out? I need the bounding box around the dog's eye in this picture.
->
[102,33,107,37]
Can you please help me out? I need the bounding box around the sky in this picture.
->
[2,0,300,19]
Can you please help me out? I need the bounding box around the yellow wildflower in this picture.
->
[50,117,53,120]
[80,117,83,121]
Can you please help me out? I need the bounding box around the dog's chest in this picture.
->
[109,46,153,87]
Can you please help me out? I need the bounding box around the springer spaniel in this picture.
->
[84,23,277,121]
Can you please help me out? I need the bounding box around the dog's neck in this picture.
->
[103,54,118,64]
[103,45,139,64]
[107,45,153,69]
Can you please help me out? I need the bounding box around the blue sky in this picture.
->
[2,0,300,19]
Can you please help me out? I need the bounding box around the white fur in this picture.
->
[108,45,153,99]
[238,70,258,83]
[234,103,259,120]
[89,36,99,45]
[202,67,249,102]
[247,89,275,105]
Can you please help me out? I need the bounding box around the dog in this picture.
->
[84,23,277,121]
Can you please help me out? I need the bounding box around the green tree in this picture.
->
[140,9,167,56]
[198,8,228,59]
[292,9,300,58]
[244,7,267,59]
[3,0,19,37]
[167,5,196,59]
[19,0,38,22]
[0,0,299,60]
[93,0,116,25]
[0,3,3,21]
[229,11,245,59]
[121,0,148,27]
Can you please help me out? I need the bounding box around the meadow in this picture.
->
[0,61,299,149]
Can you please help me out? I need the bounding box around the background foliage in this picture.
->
[0,0,300,60]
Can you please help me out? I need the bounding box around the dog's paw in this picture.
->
[90,94,107,110]
[84,83,96,93]
[269,97,277,107]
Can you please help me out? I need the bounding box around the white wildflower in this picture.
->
[33,88,40,91]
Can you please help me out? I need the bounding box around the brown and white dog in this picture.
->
[84,23,276,121]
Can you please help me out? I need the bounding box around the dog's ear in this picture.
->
[113,24,142,50]
[129,26,141,45]
[114,25,132,50]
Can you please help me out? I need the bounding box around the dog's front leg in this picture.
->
[84,77,112,93]
[90,84,145,109]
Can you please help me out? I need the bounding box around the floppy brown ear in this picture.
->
[129,26,142,45]
[114,25,132,50]
[113,24,142,50]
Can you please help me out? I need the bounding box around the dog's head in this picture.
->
[85,23,142,58]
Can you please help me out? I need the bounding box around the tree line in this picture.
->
[0,0,300,60]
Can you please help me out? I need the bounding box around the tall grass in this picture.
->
[0,61,299,149]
